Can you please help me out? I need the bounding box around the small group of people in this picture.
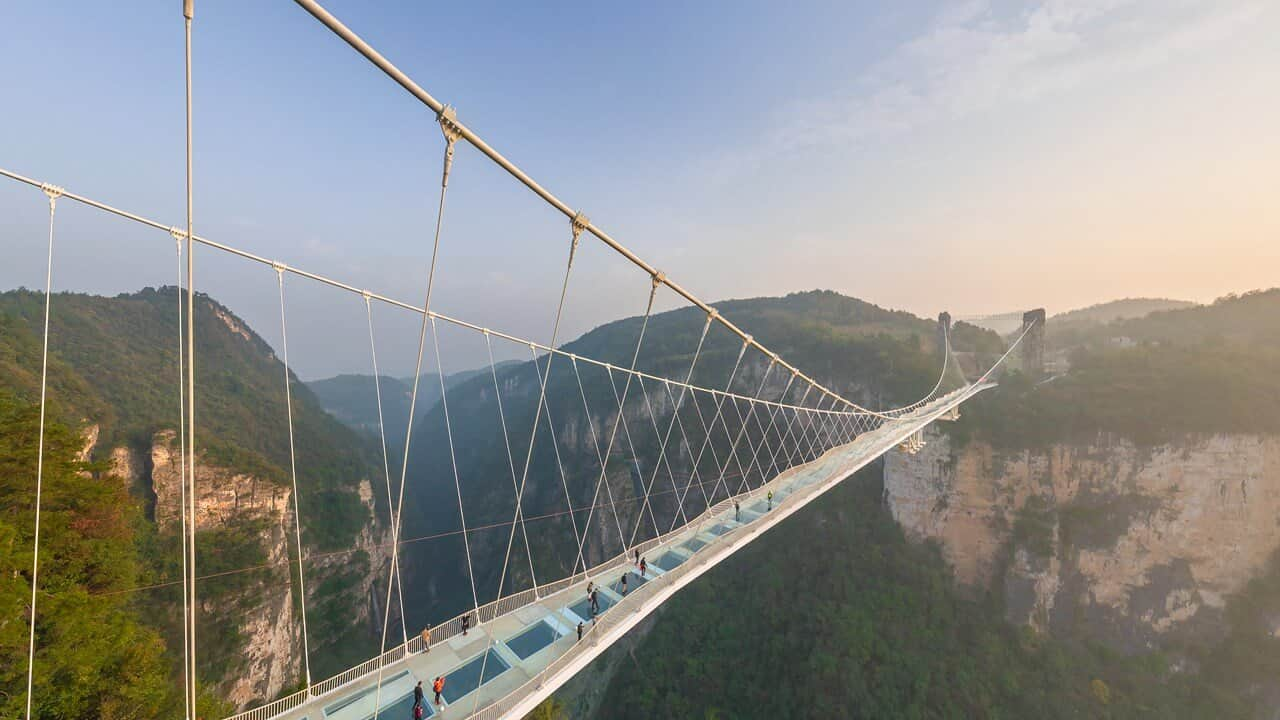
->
[412,675,446,716]
[631,549,648,577]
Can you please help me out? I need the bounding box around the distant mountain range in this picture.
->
[306,364,516,458]
[962,297,1197,335]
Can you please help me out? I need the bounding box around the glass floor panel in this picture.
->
[609,570,649,596]
[440,649,510,704]
[373,693,432,719]
[504,619,562,661]
[324,671,410,716]
[707,523,733,536]
[568,590,616,621]
[653,551,687,572]
[682,537,707,553]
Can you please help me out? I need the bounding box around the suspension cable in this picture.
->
[568,354,629,576]
[604,364,661,545]
[485,332,539,597]
[373,112,458,709]
[275,267,314,692]
[430,315,481,616]
[677,340,748,518]
[182,2,198,715]
[498,212,588,603]
[23,183,61,720]
[365,294,409,686]
[171,229,191,720]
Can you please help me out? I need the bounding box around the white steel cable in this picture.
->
[275,268,314,692]
[657,378,715,523]
[182,3,198,714]
[372,117,456,708]
[172,232,191,720]
[500,216,587,602]
[23,184,61,720]
[366,295,410,716]
[529,346,594,576]
[592,280,660,559]
[719,359,777,498]
[568,355,629,576]
[634,376,689,532]
[740,373,798,491]
[0,167,925,421]
[429,315,482,617]
[290,0,869,411]
[485,333,539,597]
[640,316,712,527]
[603,365,661,545]
[677,342,748,516]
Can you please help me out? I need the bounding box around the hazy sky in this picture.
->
[2,0,1276,379]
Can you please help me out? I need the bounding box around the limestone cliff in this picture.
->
[105,430,389,709]
[884,429,1280,650]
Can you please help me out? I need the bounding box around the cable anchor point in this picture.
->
[651,270,666,289]
[438,105,463,187]
[271,260,287,275]
[40,182,64,210]
[570,211,590,252]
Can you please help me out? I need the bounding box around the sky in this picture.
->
[1,0,1277,379]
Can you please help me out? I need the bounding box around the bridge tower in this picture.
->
[937,311,951,361]
[1020,308,1046,376]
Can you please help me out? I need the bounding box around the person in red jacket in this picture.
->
[433,675,445,707]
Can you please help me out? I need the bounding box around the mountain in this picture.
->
[879,288,1280,718]
[0,287,391,714]
[962,297,1196,338]
[393,290,1002,632]
[307,363,519,455]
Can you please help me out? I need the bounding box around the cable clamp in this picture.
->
[169,226,188,242]
[651,270,666,289]
[40,183,64,203]
[438,105,463,144]
[271,260,287,274]
[360,290,372,301]
[481,327,490,336]
[438,105,463,187]
[570,211,590,240]
[744,335,754,346]
[706,308,719,322]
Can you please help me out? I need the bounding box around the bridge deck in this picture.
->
[253,384,990,720]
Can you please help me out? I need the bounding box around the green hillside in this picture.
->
[0,287,382,714]
[397,290,1002,629]
[955,288,1280,448]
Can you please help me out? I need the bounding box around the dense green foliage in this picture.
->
[597,470,1252,719]
[0,288,383,704]
[0,287,374,551]
[398,291,1003,628]
[0,391,176,718]
[955,289,1280,448]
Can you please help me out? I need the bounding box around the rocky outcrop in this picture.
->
[111,430,387,709]
[884,429,1280,650]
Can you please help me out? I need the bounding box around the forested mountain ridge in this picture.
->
[394,289,1003,646]
[0,287,390,714]
[877,288,1280,719]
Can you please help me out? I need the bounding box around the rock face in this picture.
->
[112,430,389,709]
[884,429,1280,650]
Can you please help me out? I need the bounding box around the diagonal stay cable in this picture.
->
[498,212,590,604]
[569,355,628,577]
[364,295,410,664]
[374,107,458,710]
[274,267,314,692]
